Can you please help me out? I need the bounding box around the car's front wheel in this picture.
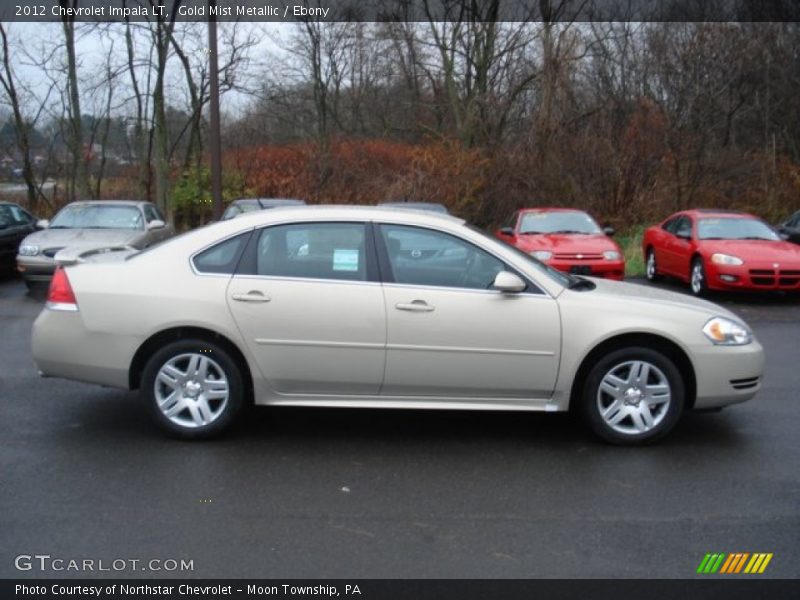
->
[141,339,245,439]
[690,258,708,296]
[645,248,661,282]
[581,347,684,445]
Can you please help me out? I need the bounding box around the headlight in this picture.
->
[702,317,752,346]
[531,250,552,261]
[18,245,39,256]
[603,250,621,261]
[711,253,743,266]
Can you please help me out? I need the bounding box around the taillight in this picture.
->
[47,267,79,311]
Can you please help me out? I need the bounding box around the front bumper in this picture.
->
[16,254,56,283]
[707,261,800,291]
[547,259,625,281]
[690,339,765,409]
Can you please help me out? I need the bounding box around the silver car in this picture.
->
[31,206,765,444]
[17,200,174,289]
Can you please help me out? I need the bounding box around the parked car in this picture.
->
[642,209,800,295]
[32,206,764,445]
[0,201,38,274]
[17,200,173,289]
[378,201,449,214]
[777,210,800,245]
[221,198,306,221]
[495,208,624,280]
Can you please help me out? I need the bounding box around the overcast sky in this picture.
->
[4,21,287,121]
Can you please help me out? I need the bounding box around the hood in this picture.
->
[583,277,740,321]
[697,239,800,264]
[22,228,144,249]
[515,233,619,254]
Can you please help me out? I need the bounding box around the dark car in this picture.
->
[221,198,306,221]
[0,201,37,275]
[378,201,450,214]
[778,210,800,245]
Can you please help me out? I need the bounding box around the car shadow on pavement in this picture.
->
[61,389,749,453]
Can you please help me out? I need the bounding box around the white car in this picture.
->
[31,206,765,444]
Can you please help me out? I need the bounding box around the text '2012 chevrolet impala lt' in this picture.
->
[31,206,765,444]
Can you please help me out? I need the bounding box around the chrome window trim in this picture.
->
[231,273,381,287]
[187,216,555,296]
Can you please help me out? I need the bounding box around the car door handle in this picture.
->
[232,291,271,303]
[395,300,434,312]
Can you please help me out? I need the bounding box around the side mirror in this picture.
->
[499,227,514,236]
[0,221,7,230]
[147,219,166,230]
[675,231,691,240]
[36,219,49,229]
[603,226,615,237]
[492,271,526,293]
[779,232,790,241]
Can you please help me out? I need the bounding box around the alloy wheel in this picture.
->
[596,360,672,435]
[691,261,704,295]
[154,353,230,428]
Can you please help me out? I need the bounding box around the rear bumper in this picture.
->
[32,307,135,389]
[690,340,765,409]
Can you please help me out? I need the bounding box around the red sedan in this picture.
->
[496,208,625,280]
[642,209,800,295]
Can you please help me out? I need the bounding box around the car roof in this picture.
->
[518,207,587,213]
[681,209,757,220]
[63,200,148,208]
[233,198,305,205]
[229,204,464,226]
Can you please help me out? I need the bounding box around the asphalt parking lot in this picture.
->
[0,275,798,579]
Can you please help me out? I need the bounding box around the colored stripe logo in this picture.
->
[697,553,773,574]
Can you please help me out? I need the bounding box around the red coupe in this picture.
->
[496,208,625,280]
[642,209,800,295]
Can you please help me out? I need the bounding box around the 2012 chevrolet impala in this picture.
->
[31,206,765,444]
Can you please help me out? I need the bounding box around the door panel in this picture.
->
[381,286,560,397]
[376,223,560,398]
[226,221,386,396]
[227,277,386,395]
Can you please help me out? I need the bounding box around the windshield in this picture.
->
[697,218,779,241]
[50,204,143,230]
[519,211,601,235]
[467,224,574,288]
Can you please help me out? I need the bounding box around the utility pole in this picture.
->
[208,0,223,220]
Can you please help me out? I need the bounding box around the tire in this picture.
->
[580,346,685,445]
[690,257,708,297]
[141,339,245,439]
[645,248,662,282]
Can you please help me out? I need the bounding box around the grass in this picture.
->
[617,225,647,278]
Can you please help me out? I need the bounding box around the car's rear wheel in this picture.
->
[645,248,661,282]
[141,339,244,439]
[581,347,684,445]
[690,258,707,296]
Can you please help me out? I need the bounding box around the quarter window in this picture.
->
[254,222,367,282]
[379,224,506,290]
[193,233,249,274]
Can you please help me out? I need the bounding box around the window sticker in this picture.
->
[333,248,359,271]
